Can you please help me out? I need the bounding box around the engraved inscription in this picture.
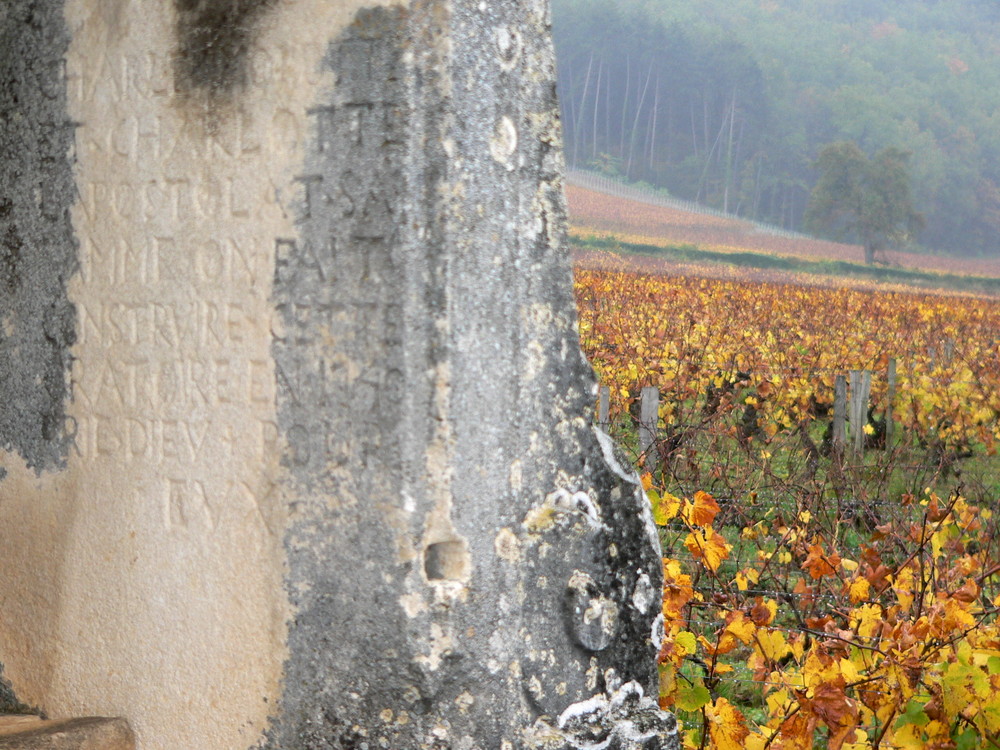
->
[274,7,408,503]
[67,46,297,534]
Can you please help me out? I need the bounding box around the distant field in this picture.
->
[566,183,1000,280]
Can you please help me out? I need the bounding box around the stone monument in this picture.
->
[0,1,678,748]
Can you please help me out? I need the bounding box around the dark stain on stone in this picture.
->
[0,0,78,472]
[0,662,39,716]
[264,6,415,749]
[173,0,278,97]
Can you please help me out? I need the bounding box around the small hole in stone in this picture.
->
[424,540,467,581]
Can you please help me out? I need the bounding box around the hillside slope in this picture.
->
[567,183,1000,280]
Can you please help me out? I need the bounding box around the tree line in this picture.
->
[552,0,1000,257]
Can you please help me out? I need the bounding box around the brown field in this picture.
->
[566,183,1000,278]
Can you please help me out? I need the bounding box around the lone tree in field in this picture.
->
[805,141,924,264]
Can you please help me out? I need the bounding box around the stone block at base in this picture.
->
[0,717,134,750]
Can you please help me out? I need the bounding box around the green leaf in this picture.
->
[893,700,930,729]
[987,656,1000,675]
[954,729,978,750]
[675,682,711,712]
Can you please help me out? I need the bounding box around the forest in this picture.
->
[551,0,1000,257]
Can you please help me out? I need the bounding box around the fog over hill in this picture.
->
[552,0,1000,258]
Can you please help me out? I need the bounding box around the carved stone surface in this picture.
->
[0,2,677,749]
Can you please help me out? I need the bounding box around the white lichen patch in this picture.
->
[489,116,518,168]
[594,427,639,484]
[415,623,454,671]
[430,579,470,606]
[508,458,523,491]
[522,301,555,329]
[632,572,655,614]
[609,680,645,708]
[455,691,475,713]
[544,487,604,530]
[651,613,666,650]
[509,659,522,680]
[586,657,600,691]
[527,675,545,702]
[557,695,609,730]
[494,527,520,563]
[523,340,545,381]
[399,592,427,618]
[495,26,522,71]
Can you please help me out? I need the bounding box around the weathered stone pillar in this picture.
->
[0,1,677,749]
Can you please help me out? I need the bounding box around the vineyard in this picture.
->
[574,263,1000,748]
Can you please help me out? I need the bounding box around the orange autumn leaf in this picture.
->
[802,543,841,580]
[640,472,653,491]
[800,684,859,750]
[703,631,739,657]
[749,598,777,626]
[684,526,731,571]
[682,491,721,527]
[953,578,980,604]
[929,597,976,638]
[775,712,811,749]
[661,558,693,620]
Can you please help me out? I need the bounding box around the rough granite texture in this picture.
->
[0,0,77,473]
[267,3,678,748]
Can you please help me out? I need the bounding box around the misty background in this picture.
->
[551,0,1000,257]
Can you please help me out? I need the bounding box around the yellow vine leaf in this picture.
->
[724,612,757,646]
[734,567,760,591]
[705,697,751,750]
[661,559,693,620]
[890,723,926,750]
[848,576,871,604]
[894,566,916,612]
[852,603,883,639]
[755,628,791,662]
[842,728,870,750]
[651,490,682,525]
